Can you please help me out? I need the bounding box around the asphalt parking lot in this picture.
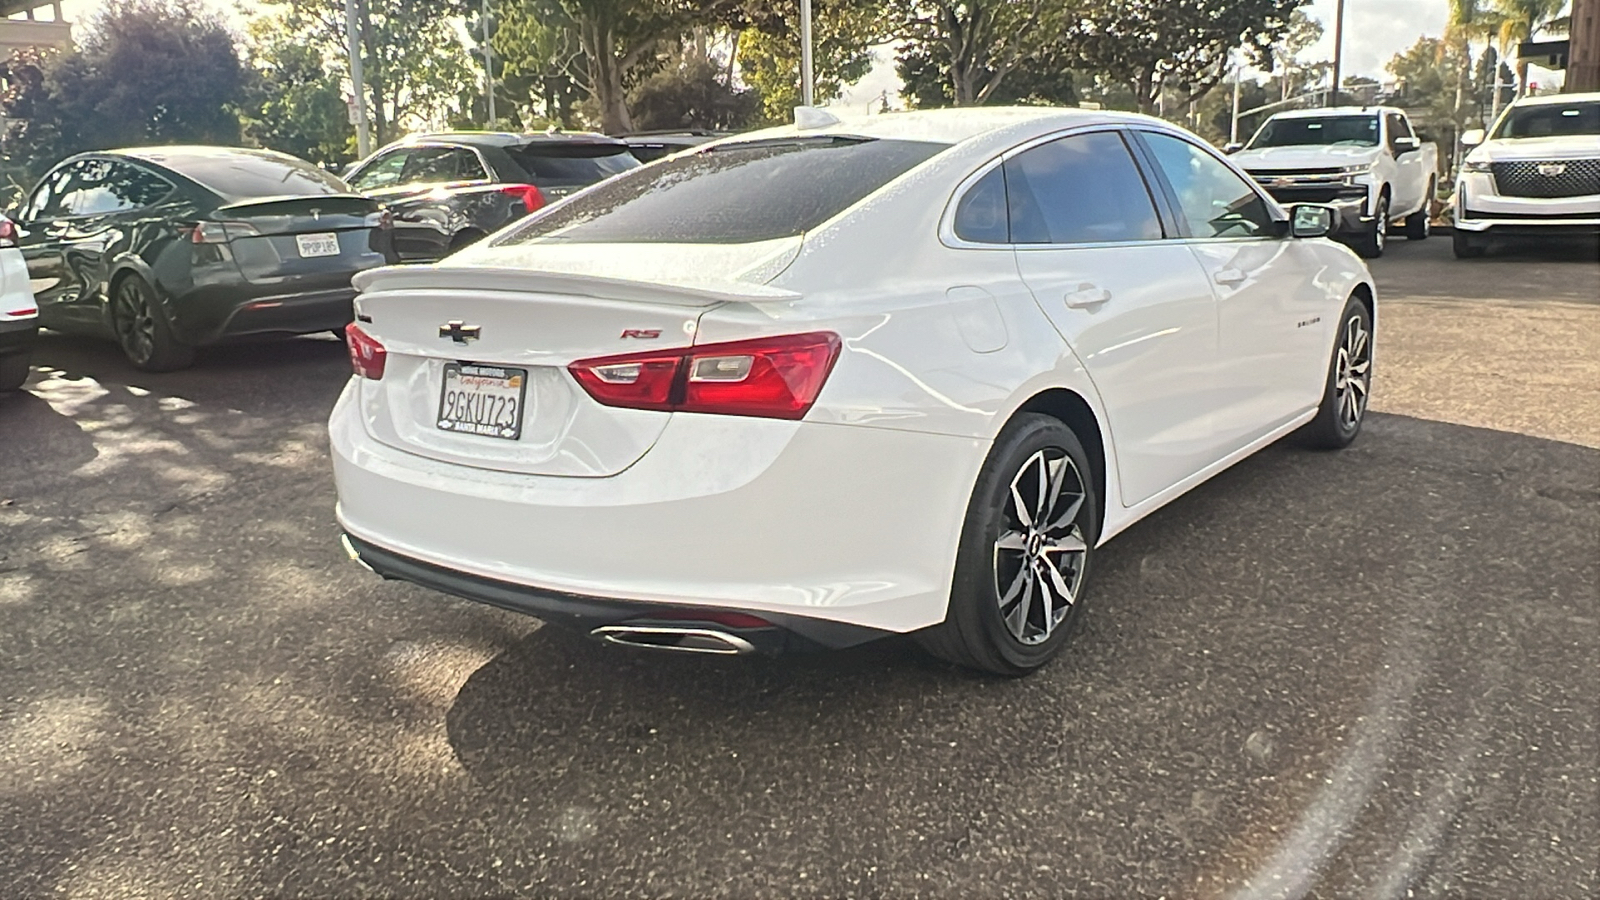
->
[2,235,1596,898]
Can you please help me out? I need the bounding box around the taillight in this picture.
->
[569,332,841,420]
[345,322,386,379]
[191,221,261,244]
[498,183,546,214]
[0,219,16,248]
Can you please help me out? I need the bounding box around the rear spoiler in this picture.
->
[213,193,379,218]
[352,265,801,307]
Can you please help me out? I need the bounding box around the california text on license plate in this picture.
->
[436,363,528,440]
[295,232,340,258]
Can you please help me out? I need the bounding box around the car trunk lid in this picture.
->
[210,194,390,287]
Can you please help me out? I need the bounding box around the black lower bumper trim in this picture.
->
[341,533,896,653]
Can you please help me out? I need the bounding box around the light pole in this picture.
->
[1329,0,1346,106]
[800,0,815,107]
[344,0,370,157]
[482,0,496,127]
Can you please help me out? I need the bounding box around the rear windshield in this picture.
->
[496,136,947,245]
[1494,101,1600,138]
[505,143,640,184]
[1248,116,1380,148]
[160,152,350,201]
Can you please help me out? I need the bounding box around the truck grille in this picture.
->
[1490,159,1600,198]
[1245,167,1346,178]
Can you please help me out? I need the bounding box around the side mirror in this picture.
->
[1392,136,1422,155]
[1460,129,1485,148]
[1223,142,1244,154]
[1289,204,1334,239]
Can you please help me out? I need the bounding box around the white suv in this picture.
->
[0,216,38,391]
[1454,92,1600,257]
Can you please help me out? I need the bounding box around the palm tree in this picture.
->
[1492,0,1570,96]
[1444,0,1497,132]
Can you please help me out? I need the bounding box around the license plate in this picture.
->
[295,232,340,258]
[436,363,528,441]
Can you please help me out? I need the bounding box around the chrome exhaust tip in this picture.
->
[591,625,757,655]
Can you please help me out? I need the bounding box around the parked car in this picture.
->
[331,107,1376,675]
[0,216,38,391]
[1453,92,1600,258]
[342,131,639,262]
[1229,106,1439,258]
[12,147,394,372]
[620,130,728,163]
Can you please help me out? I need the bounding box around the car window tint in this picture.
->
[349,150,410,191]
[505,144,640,185]
[61,159,153,216]
[402,147,487,184]
[1002,132,1162,244]
[162,151,349,201]
[25,164,77,220]
[1495,101,1600,138]
[498,137,947,245]
[1387,113,1414,140]
[953,167,1009,243]
[1141,132,1276,239]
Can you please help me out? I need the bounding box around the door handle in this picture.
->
[1213,267,1247,286]
[1063,283,1112,308]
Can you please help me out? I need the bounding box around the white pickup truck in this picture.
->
[1453,92,1600,258]
[1229,106,1439,258]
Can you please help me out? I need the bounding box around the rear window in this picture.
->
[1494,101,1600,138]
[505,143,640,184]
[159,151,349,201]
[497,136,947,245]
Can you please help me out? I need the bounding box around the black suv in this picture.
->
[343,132,639,262]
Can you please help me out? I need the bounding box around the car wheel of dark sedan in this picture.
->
[113,274,194,372]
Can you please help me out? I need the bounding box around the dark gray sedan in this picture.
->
[12,147,394,371]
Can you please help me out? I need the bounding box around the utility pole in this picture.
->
[1329,0,1346,106]
[799,0,815,106]
[344,0,370,157]
[1231,65,1243,144]
[482,0,496,127]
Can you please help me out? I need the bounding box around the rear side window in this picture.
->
[505,143,639,185]
[49,160,173,216]
[162,151,349,201]
[498,137,947,245]
[402,146,488,184]
[953,167,1009,243]
[1004,132,1163,244]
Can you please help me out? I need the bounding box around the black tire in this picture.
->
[112,274,194,372]
[916,414,1100,676]
[1352,193,1389,258]
[1298,295,1373,450]
[0,352,29,391]
[1452,229,1486,259]
[1404,183,1432,240]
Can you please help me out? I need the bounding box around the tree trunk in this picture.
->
[581,19,633,134]
[1135,66,1157,115]
[358,2,389,144]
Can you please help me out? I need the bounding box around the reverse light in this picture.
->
[345,322,387,379]
[569,332,842,420]
[499,183,547,214]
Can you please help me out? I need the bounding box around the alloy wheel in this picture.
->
[1334,312,1371,430]
[1375,198,1388,252]
[114,280,156,364]
[993,448,1089,645]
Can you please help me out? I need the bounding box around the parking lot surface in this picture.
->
[2,235,1596,898]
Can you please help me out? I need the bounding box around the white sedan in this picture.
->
[331,107,1375,675]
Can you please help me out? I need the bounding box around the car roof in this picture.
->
[1267,106,1392,119]
[1508,91,1600,107]
[703,106,1157,150]
[392,131,626,149]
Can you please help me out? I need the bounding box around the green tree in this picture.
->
[1067,0,1307,114]
[240,7,353,166]
[1490,0,1568,93]
[739,0,889,123]
[891,0,1055,107]
[627,51,759,129]
[283,0,476,144]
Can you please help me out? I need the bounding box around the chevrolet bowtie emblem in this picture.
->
[439,320,481,344]
[1537,163,1567,177]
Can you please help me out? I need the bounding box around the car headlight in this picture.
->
[1461,159,1492,174]
[1337,163,1376,176]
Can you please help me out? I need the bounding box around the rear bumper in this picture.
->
[172,283,357,345]
[330,380,988,636]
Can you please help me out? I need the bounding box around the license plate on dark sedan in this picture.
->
[436,363,528,440]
